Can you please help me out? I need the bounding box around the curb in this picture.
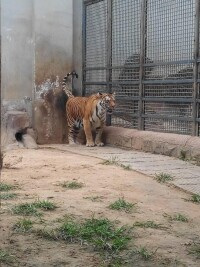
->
[103,126,200,160]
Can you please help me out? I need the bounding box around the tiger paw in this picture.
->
[95,142,104,147]
[86,142,95,147]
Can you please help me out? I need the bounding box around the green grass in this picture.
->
[59,219,80,241]
[0,182,15,191]
[133,220,164,229]
[33,200,57,210]
[120,164,132,171]
[188,243,200,259]
[13,218,33,232]
[101,157,131,171]
[190,194,200,203]
[0,249,14,264]
[36,216,131,257]
[12,203,42,217]
[108,198,135,213]
[154,173,174,183]
[101,156,119,166]
[12,200,57,216]
[135,246,156,261]
[0,193,17,200]
[163,213,189,222]
[179,150,187,161]
[59,217,131,252]
[61,181,84,189]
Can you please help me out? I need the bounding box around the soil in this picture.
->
[1,146,200,267]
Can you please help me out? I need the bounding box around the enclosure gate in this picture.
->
[82,0,200,136]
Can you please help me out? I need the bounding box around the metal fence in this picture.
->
[82,0,200,136]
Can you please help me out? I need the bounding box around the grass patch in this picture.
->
[84,195,104,202]
[188,243,200,259]
[108,198,135,213]
[101,156,119,166]
[33,200,57,210]
[61,181,84,189]
[179,150,187,161]
[134,246,156,261]
[133,220,165,229]
[0,192,17,200]
[59,217,131,253]
[190,194,200,203]
[120,164,131,171]
[101,157,131,171]
[12,200,57,216]
[13,218,33,232]
[36,216,131,258]
[12,203,42,217]
[154,173,174,183]
[0,249,14,264]
[163,213,189,222]
[0,182,15,192]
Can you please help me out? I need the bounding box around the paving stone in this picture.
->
[46,144,200,195]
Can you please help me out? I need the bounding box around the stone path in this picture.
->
[45,145,200,195]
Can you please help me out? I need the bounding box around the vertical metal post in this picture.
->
[82,1,87,96]
[138,0,147,130]
[0,0,2,169]
[193,0,200,136]
[106,0,112,126]
[31,0,35,129]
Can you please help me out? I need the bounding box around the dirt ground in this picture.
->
[1,146,200,267]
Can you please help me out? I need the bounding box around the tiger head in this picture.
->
[97,92,116,114]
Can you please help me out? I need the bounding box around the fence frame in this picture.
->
[82,0,200,136]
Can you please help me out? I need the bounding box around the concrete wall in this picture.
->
[1,0,73,145]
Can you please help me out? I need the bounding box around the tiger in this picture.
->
[62,73,116,147]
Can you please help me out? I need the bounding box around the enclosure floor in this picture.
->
[46,144,200,195]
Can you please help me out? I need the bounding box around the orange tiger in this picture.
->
[62,74,115,147]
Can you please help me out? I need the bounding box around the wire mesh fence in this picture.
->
[83,0,200,136]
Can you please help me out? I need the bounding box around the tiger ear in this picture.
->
[112,92,116,98]
[97,92,102,96]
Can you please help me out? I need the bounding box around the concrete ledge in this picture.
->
[103,126,200,160]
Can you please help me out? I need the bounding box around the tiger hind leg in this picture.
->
[68,119,82,145]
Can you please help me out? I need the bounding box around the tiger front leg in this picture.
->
[83,119,95,147]
[95,126,104,147]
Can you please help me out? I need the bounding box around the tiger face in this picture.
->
[98,92,116,115]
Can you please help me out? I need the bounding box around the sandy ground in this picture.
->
[1,146,200,267]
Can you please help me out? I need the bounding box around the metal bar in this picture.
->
[84,80,194,86]
[84,58,194,71]
[192,0,200,135]
[142,59,194,67]
[112,81,140,85]
[82,1,87,96]
[143,80,193,85]
[142,114,193,122]
[84,0,103,6]
[143,97,193,103]
[85,67,107,71]
[138,0,147,130]
[106,0,112,126]
[83,81,107,85]
[31,0,35,129]
[114,112,139,118]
